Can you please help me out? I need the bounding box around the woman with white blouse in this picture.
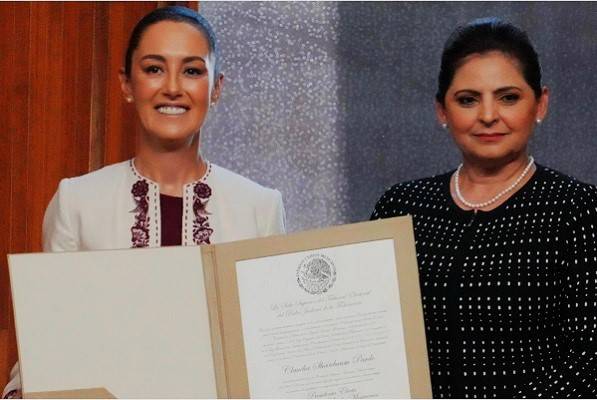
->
[3,6,285,398]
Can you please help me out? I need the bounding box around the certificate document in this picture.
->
[10,216,429,398]
[236,239,409,398]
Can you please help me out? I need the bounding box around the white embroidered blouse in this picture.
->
[2,159,286,397]
[43,159,286,251]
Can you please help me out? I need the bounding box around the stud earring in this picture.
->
[126,96,133,103]
[536,119,542,124]
[441,123,447,130]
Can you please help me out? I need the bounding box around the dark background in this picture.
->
[201,2,597,232]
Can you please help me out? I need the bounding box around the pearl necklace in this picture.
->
[454,156,535,210]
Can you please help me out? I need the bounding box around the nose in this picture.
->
[479,98,498,126]
[163,72,182,99]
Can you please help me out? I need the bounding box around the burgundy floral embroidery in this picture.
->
[193,182,213,244]
[131,180,150,248]
[194,182,212,198]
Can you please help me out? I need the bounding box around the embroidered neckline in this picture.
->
[192,180,213,245]
[129,158,212,187]
[128,159,214,247]
[130,180,150,248]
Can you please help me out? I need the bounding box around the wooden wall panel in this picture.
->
[7,2,33,382]
[0,9,10,379]
[89,4,109,171]
[28,3,63,254]
[63,3,96,176]
[0,2,31,390]
[0,1,199,390]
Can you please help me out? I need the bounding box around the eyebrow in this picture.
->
[453,86,522,96]
[139,54,206,63]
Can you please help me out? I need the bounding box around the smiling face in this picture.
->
[120,20,222,148]
[436,50,548,165]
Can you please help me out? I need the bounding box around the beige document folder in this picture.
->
[10,216,431,398]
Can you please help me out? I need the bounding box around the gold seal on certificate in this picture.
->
[296,254,337,294]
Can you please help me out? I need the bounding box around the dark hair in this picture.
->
[436,17,542,105]
[124,6,220,78]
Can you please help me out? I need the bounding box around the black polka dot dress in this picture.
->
[371,164,597,398]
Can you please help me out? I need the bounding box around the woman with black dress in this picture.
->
[371,18,597,398]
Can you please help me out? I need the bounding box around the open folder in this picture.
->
[9,216,431,398]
